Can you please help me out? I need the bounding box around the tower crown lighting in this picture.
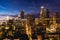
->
[41,6,44,8]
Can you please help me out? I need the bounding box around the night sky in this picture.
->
[0,0,60,15]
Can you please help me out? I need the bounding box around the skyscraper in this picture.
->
[40,6,45,24]
[53,12,59,24]
[40,6,50,26]
[40,6,45,19]
[45,9,50,18]
[40,6,46,25]
[26,14,32,25]
[20,10,24,19]
[45,9,50,26]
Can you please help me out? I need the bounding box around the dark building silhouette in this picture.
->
[45,9,50,26]
[20,10,24,19]
[45,9,50,18]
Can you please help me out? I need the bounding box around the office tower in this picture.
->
[55,12,59,23]
[40,6,46,26]
[50,12,59,29]
[26,14,32,25]
[45,9,50,26]
[27,14,35,26]
[53,12,59,24]
[53,13,57,24]
[40,6,45,24]
[45,9,50,18]
[20,10,24,19]
[40,6,45,19]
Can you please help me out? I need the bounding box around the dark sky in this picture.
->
[0,0,60,15]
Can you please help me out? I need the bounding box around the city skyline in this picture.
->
[0,0,60,39]
[0,0,60,15]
